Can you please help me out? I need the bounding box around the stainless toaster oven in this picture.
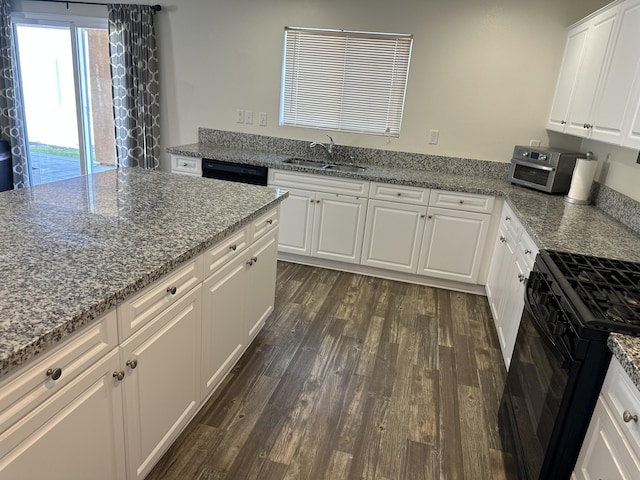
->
[508,145,582,194]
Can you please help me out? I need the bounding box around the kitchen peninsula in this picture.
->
[0,168,286,479]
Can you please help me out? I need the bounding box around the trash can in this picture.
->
[0,140,12,192]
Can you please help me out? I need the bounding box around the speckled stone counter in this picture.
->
[0,168,287,379]
[168,139,640,390]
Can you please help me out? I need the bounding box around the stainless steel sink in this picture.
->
[283,158,328,168]
[324,163,366,172]
[282,158,366,172]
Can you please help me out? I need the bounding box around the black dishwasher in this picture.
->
[202,158,268,186]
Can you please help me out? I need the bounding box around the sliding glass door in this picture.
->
[13,17,116,186]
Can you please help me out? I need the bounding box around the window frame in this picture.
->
[280,26,413,137]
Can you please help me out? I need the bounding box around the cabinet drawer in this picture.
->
[429,189,495,213]
[251,207,279,243]
[269,169,369,197]
[203,226,249,278]
[118,256,204,341]
[602,357,640,459]
[0,310,118,434]
[518,230,539,272]
[369,182,430,206]
[171,155,202,176]
[501,202,522,241]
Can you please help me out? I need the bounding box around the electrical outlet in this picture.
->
[530,139,542,147]
[428,129,439,145]
[244,111,254,125]
[259,112,267,126]
[236,110,244,123]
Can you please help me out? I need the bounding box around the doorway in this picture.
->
[13,18,116,186]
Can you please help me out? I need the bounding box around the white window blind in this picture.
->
[280,27,413,137]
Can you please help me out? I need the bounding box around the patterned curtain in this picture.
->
[108,4,160,169]
[0,0,29,188]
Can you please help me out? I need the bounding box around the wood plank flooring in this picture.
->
[146,262,516,480]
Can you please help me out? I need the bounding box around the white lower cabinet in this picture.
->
[277,187,314,256]
[360,199,427,273]
[0,349,126,480]
[486,202,538,369]
[312,193,367,264]
[417,207,490,283]
[574,358,640,479]
[0,210,281,480]
[120,285,202,480]
[201,229,278,398]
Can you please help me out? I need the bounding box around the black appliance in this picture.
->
[202,158,268,186]
[500,250,640,479]
[0,140,12,192]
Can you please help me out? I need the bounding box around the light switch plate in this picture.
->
[236,110,244,123]
[245,111,254,125]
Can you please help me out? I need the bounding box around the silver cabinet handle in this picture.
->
[229,244,237,251]
[560,120,566,125]
[46,368,62,381]
[500,236,506,243]
[524,249,532,255]
[309,199,314,203]
[126,359,138,370]
[518,274,526,283]
[459,200,464,204]
[167,286,177,295]
[267,219,273,225]
[182,162,189,167]
[396,192,402,197]
[420,214,426,219]
[505,216,511,221]
[247,256,258,266]
[427,215,433,219]
[113,371,125,381]
[623,410,638,423]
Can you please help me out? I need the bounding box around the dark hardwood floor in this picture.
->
[146,262,516,479]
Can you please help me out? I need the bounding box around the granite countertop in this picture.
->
[0,168,287,379]
[169,141,640,389]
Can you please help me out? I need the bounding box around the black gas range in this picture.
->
[500,249,640,479]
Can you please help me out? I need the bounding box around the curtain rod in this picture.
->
[35,1,162,11]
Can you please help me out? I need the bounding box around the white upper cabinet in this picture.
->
[565,6,619,138]
[548,0,640,148]
[593,0,640,143]
[548,22,590,133]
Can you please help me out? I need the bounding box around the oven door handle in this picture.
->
[512,159,556,172]
[524,274,575,368]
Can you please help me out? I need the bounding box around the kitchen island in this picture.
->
[0,167,287,479]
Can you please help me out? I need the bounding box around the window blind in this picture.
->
[280,27,413,137]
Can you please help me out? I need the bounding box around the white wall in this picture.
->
[581,139,640,201]
[157,0,610,167]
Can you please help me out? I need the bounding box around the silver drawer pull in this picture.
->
[623,410,638,423]
[167,286,177,295]
[126,359,138,370]
[500,236,506,243]
[182,162,189,167]
[396,192,402,197]
[524,249,532,255]
[46,368,62,381]
[518,274,526,283]
[267,219,273,225]
[229,244,237,251]
[505,216,511,221]
[459,200,464,204]
[113,371,125,381]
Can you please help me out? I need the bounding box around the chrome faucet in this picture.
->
[310,135,334,159]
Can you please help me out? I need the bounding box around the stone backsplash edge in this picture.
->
[197,128,640,237]
[198,128,510,179]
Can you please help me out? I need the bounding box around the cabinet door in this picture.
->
[360,199,426,273]
[202,253,248,399]
[565,7,619,138]
[548,22,590,132]
[592,0,640,144]
[486,223,511,325]
[417,207,490,284]
[121,286,202,480]
[247,230,278,341]
[574,398,640,479]
[277,187,314,256]
[312,193,368,264]
[0,350,126,480]
[499,256,526,370]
